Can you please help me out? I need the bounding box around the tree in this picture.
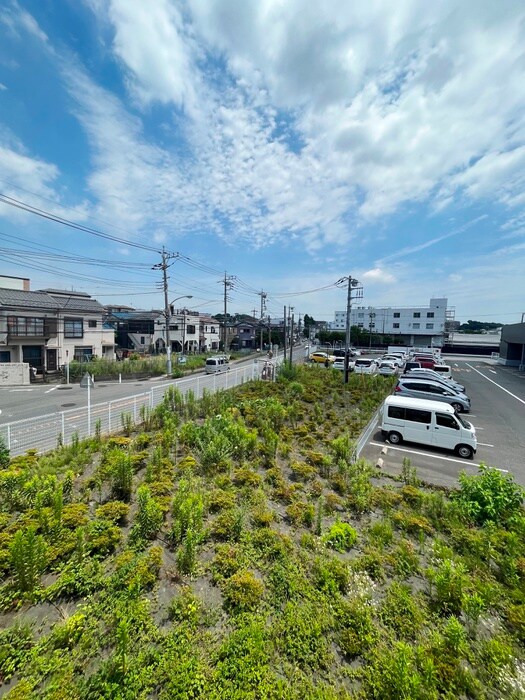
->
[303,314,316,338]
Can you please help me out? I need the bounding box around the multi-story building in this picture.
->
[0,287,115,370]
[330,297,450,347]
[199,315,220,352]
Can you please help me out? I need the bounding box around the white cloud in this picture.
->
[361,267,396,284]
[0,2,47,42]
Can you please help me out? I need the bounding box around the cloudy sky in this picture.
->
[0,0,524,324]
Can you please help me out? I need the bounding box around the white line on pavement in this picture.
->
[10,389,33,392]
[466,363,525,406]
[489,369,497,374]
[477,442,494,447]
[369,441,481,467]
[45,386,58,394]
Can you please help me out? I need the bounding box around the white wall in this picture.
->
[0,362,30,386]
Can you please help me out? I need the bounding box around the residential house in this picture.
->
[0,287,115,370]
[199,314,220,352]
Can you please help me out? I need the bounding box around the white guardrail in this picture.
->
[0,361,273,457]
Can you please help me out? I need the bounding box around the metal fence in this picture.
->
[0,362,264,457]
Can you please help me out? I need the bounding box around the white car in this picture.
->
[381,354,405,368]
[333,358,355,372]
[378,360,398,376]
[354,358,378,375]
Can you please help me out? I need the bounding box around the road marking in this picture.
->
[489,369,497,374]
[477,442,494,447]
[45,386,58,394]
[466,363,525,406]
[369,442,483,467]
[10,389,33,392]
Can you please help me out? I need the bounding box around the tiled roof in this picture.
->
[0,288,61,310]
[0,287,104,313]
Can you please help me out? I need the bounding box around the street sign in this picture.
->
[80,372,94,388]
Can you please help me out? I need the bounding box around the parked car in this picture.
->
[404,361,421,372]
[403,368,465,393]
[309,351,336,364]
[394,378,471,412]
[354,358,378,375]
[382,395,476,458]
[378,361,398,376]
[333,358,355,372]
[381,354,405,368]
[400,372,469,400]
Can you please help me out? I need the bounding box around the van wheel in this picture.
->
[451,402,463,413]
[456,444,473,459]
[388,431,402,445]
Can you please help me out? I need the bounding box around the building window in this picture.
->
[74,346,93,361]
[358,313,364,318]
[140,336,145,345]
[64,319,83,338]
[393,312,400,318]
[88,320,97,328]
[413,323,420,329]
[426,323,434,329]
[413,312,421,318]
[11,317,45,336]
[186,324,196,334]
[393,323,400,329]
[427,312,434,318]
[169,324,179,331]
[357,323,364,328]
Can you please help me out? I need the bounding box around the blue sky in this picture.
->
[0,0,524,325]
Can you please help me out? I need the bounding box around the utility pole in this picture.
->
[152,247,179,376]
[258,291,267,351]
[221,272,234,352]
[338,275,363,384]
[283,305,287,361]
[267,315,271,351]
[289,311,295,364]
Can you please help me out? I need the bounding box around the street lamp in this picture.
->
[165,295,193,375]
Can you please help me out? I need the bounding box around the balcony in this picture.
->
[7,317,58,339]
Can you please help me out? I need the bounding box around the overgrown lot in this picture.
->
[0,366,524,699]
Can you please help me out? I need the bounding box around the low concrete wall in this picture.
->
[0,362,30,386]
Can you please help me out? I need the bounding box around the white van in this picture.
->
[205,355,230,374]
[381,395,476,458]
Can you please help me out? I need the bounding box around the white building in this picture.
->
[0,287,115,370]
[330,297,450,346]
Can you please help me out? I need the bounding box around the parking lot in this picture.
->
[360,357,525,488]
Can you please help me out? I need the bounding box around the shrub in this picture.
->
[222,570,264,612]
[322,521,358,552]
[379,582,425,640]
[427,558,467,616]
[275,601,333,670]
[131,486,164,543]
[0,436,10,468]
[286,501,315,528]
[9,528,48,594]
[336,599,376,658]
[455,464,524,526]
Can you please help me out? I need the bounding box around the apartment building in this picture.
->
[331,297,450,346]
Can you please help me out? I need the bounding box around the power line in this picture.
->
[0,193,159,253]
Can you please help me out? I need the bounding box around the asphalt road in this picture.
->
[0,355,263,425]
[360,357,525,487]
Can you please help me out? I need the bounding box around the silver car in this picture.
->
[403,368,465,393]
[394,378,471,412]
